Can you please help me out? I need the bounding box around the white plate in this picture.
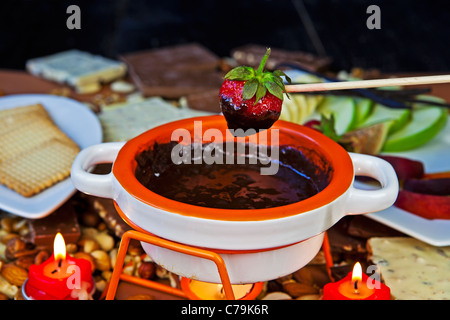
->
[367,117,450,246]
[0,94,102,218]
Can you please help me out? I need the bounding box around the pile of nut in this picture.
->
[0,207,175,300]
[0,195,331,300]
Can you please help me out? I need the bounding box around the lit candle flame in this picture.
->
[352,262,362,292]
[53,232,66,261]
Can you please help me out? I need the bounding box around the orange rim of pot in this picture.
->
[112,115,353,222]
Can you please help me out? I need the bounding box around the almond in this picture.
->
[1,264,28,286]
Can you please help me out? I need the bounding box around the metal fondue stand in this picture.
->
[105,202,236,300]
[104,202,334,300]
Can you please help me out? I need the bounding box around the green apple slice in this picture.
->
[352,97,373,128]
[382,106,448,152]
[318,96,356,135]
[358,103,411,134]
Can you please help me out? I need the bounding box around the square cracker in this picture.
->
[0,139,80,197]
[0,103,80,197]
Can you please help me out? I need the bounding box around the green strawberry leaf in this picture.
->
[273,70,292,84]
[254,83,267,105]
[224,66,254,81]
[242,78,258,100]
[265,80,284,100]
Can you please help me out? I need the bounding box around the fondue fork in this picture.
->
[285,74,450,94]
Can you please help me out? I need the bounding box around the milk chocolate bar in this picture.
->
[121,43,223,99]
[28,201,81,247]
[184,89,221,113]
[231,44,332,72]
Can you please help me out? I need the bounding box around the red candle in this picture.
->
[23,233,95,300]
[322,262,390,300]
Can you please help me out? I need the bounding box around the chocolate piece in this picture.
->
[121,43,224,99]
[28,201,81,247]
[326,217,367,256]
[347,215,405,239]
[231,44,332,72]
[184,89,221,113]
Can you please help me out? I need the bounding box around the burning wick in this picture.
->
[51,233,66,275]
[352,262,362,294]
[353,279,359,293]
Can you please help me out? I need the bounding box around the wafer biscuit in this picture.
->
[0,103,80,197]
[0,104,50,135]
[0,117,77,161]
[0,139,79,197]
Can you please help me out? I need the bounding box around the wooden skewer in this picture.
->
[285,74,450,93]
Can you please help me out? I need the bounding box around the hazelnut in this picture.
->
[34,250,50,265]
[80,210,101,228]
[0,217,16,233]
[5,237,26,260]
[90,250,111,271]
[138,261,156,280]
[14,255,34,270]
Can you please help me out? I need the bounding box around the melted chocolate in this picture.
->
[135,142,332,210]
[220,96,279,133]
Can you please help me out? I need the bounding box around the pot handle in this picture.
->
[345,152,399,215]
[71,142,126,199]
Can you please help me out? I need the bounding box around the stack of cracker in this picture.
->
[0,104,80,197]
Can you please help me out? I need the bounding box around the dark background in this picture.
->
[0,0,449,73]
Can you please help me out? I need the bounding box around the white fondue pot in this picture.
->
[71,116,398,283]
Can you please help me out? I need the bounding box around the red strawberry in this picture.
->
[219,48,291,134]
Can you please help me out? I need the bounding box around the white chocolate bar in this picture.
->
[26,50,127,90]
[368,237,450,300]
